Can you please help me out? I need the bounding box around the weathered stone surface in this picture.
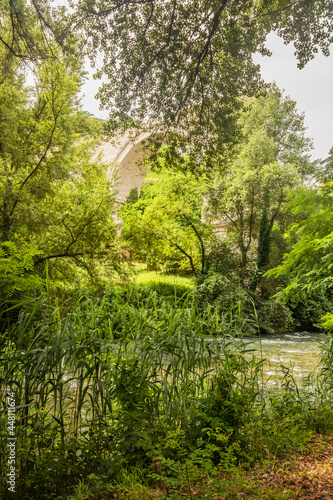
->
[97,129,151,203]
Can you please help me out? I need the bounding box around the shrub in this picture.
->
[287,288,333,331]
[195,271,250,312]
[255,299,293,335]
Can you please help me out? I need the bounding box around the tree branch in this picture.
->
[182,215,206,274]
[172,241,197,275]
[10,116,58,217]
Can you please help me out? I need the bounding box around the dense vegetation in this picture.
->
[1,0,333,498]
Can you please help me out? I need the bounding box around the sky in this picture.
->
[253,33,333,162]
[80,33,333,161]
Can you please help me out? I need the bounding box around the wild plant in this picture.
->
[0,294,117,498]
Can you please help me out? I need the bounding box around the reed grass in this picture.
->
[0,289,332,499]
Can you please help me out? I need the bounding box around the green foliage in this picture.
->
[319,332,333,386]
[125,187,139,205]
[255,300,293,335]
[318,146,333,183]
[207,88,311,292]
[257,189,272,272]
[0,291,254,497]
[287,290,333,331]
[4,0,333,144]
[135,271,194,288]
[0,41,117,289]
[82,0,264,135]
[195,271,292,334]
[267,181,333,327]
[200,354,262,436]
[71,111,106,137]
[203,240,241,278]
[0,0,72,61]
[195,271,250,314]
[0,242,43,299]
[103,114,139,133]
[322,313,333,332]
[77,0,333,147]
[122,168,212,274]
[1,288,333,499]
[0,242,44,333]
[2,2,333,498]
[132,283,192,308]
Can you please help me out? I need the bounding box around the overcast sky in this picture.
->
[80,33,333,161]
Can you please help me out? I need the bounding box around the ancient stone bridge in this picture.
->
[96,129,226,236]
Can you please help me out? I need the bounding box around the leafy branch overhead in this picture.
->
[71,0,333,130]
[2,1,333,139]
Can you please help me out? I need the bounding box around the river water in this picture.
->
[244,331,325,380]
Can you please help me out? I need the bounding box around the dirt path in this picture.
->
[240,434,333,499]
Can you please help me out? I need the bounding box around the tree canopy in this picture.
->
[267,182,333,301]
[0,0,76,61]
[121,167,211,275]
[70,0,333,134]
[0,0,332,319]
[2,0,332,145]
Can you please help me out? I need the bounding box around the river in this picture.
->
[244,331,325,380]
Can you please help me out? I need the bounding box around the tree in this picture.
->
[121,166,212,275]
[206,88,313,289]
[3,1,332,155]
[0,0,75,61]
[317,146,333,183]
[3,1,333,137]
[265,176,333,328]
[267,182,333,301]
[0,46,116,289]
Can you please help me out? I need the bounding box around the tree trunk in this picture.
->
[1,203,11,242]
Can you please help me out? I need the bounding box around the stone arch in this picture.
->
[97,129,152,203]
